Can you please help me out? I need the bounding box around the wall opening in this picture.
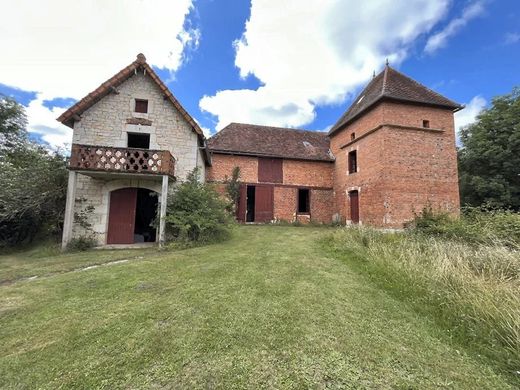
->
[422,119,430,128]
[297,188,310,214]
[134,98,148,113]
[348,150,357,174]
[134,188,158,243]
[128,132,150,149]
[246,185,255,222]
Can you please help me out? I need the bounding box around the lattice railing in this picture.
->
[69,144,175,177]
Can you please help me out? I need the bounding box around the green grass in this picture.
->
[0,226,516,388]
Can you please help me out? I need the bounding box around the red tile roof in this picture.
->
[208,123,334,162]
[57,53,210,164]
[329,65,462,135]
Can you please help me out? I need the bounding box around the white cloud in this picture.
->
[454,95,486,143]
[425,1,485,55]
[0,0,198,148]
[200,0,451,131]
[504,32,520,45]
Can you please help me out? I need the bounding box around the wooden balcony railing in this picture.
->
[69,144,175,178]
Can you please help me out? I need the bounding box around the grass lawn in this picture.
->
[0,226,515,388]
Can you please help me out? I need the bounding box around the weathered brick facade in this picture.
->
[207,154,334,224]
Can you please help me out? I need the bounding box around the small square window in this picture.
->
[297,189,310,214]
[135,99,148,113]
[348,150,357,174]
[422,120,430,128]
[351,132,356,141]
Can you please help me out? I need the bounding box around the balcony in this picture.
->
[69,144,175,179]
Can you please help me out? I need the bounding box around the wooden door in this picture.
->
[107,188,138,244]
[236,184,247,222]
[258,158,283,183]
[349,190,359,224]
[254,185,274,222]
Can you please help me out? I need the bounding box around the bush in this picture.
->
[66,236,96,252]
[408,205,520,249]
[165,168,233,244]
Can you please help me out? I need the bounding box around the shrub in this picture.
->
[409,205,520,249]
[66,236,96,252]
[165,168,233,244]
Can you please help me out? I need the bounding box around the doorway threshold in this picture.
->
[96,242,158,250]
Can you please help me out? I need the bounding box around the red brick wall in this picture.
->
[330,101,460,227]
[207,153,334,223]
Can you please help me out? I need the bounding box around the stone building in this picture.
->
[60,54,461,247]
[59,54,210,248]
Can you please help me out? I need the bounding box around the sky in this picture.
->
[0,0,519,148]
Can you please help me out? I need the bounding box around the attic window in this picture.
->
[351,132,356,141]
[135,99,148,113]
[422,120,430,128]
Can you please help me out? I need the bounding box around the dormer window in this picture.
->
[422,120,430,128]
[135,99,148,113]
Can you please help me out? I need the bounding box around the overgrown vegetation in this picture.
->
[0,96,67,247]
[458,86,520,210]
[324,210,520,380]
[165,168,233,245]
[66,235,97,252]
[225,166,241,213]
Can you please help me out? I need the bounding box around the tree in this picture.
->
[458,87,520,210]
[225,166,241,211]
[0,96,68,246]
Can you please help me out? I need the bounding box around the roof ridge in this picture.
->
[228,122,328,135]
[381,65,389,95]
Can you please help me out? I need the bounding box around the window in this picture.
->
[134,99,148,113]
[297,188,310,214]
[127,133,150,149]
[351,132,356,141]
[422,119,430,128]
[348,150,357,174]
[258,158,283,183]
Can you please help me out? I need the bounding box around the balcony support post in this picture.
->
[61,171,77,250]
[158,175,169,247]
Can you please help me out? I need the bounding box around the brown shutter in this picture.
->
[236,184,247,223]
[107,188,138,244]
[258,158,283,183]
[349,191,359,224]
[254,185,274,222]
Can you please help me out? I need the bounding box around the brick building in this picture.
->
[207,65,461,227]
[60,54,460,247]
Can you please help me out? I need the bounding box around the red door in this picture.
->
[349,190,359,224]
[255,185,274,222]
[236,184,247,222]
[107,188,138,244]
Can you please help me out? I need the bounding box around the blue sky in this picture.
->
[1,0,519,147]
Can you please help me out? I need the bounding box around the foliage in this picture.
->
[225,166,241,210]
[74,198,95,231]
[0,96,68,247]
[325,226,520,380]
[408,205,520,249]
[165,168,233,244]
[458,87,520,210]
[66,235,97,252]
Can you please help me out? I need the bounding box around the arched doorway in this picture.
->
[107,188,158,244]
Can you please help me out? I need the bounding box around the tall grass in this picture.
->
[324,219,520,379]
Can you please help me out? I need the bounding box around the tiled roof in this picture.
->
[208,123,334,162]
[329,65,462,135]
[57,53,205,139]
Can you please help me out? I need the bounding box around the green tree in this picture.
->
[0,96,68,246]
[458,87,520,210]
[225,166,241,211]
